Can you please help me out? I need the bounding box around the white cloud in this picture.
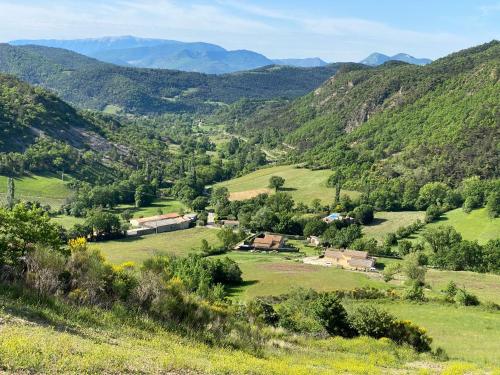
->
[0,0,487,61]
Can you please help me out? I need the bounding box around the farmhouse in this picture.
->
[324,249,375,271]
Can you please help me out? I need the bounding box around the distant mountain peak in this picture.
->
[360,52,431,66]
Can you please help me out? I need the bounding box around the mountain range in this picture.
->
[0,43,341,114]
[360,52,432,66]
[10,36,328,74]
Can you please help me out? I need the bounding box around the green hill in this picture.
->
[234,41,500,186]
[0,44,342,115]
[214,164,359,204]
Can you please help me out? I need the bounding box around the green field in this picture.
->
[50,214,85,229]
[363,211,426,243]
[93,227,220,264]
[215,164,359,204]
[221,252,388,300]
[113,198,186,219]
[0,173,72,208]
[417,208,500,244]
[344,300,500,366]
[425,269,500,303]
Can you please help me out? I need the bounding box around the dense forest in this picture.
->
[0,44,341,115]
[230,41,500,187]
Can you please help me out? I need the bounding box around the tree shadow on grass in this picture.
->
[225,280,259,298]
[365,218,388,227]
[279,187,297,192]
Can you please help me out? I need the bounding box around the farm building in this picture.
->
[127,213,197,237]
[323,249,375,271]
[130,213,181,227]
[221,219,240,229]
[322,213,354,224]
[252,234,286,250]
[308,236,321,246]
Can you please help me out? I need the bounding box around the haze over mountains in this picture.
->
[10,35,429,74]
[360,52,432,66]
[10,36,328,74]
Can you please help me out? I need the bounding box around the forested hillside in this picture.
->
[233,41,500,187]
[0,44,341,115]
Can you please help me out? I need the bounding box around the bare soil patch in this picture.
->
[229,188,271,201]
[262,262,318,273]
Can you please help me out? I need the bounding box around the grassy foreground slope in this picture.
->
[0,174,72,207]
[0,284,484,375]
[215,164,359,204]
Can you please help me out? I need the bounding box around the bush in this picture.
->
[348,305,395,338]
[403,282,426,301]
[442,280,457,302]
[454,288,480,306]
[349,306,432,352]
[246,299,279,326]
[312,293,354,337]
[25,245,66,296]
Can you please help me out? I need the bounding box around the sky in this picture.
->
[0,0,499,61]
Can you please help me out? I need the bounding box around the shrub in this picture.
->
[403,282,426,301]
[348,305,395,339]
[390,320,433,352]
[25,245,66,296]
[454,288,480,306]
[312,293,354,337]
[442,280,457,302]
[246,299,279,326]
[349,306,432,352]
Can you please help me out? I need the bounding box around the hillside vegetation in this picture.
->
[234,41,500,186]
[0,284,465,375]
[0,44,341,114]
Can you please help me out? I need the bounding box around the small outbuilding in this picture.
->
[323,249,375,271]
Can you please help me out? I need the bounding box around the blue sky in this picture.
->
[0,0,498,61]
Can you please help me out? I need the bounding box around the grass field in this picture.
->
[50,214,85,229]
[215,164,359,205]
[0,173,72,208]
[416,208,500,245]
[93,227,220,264]
[113,198,186,219]
[221,252,389,300]
[344,299,500,366]
[425,269,500,303]
[363,211,426,243]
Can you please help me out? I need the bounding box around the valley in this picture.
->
[0,31,499,375]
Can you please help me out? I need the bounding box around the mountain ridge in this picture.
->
[0,43,342,114]
[10,36,328,73]
[231,40,500,185]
